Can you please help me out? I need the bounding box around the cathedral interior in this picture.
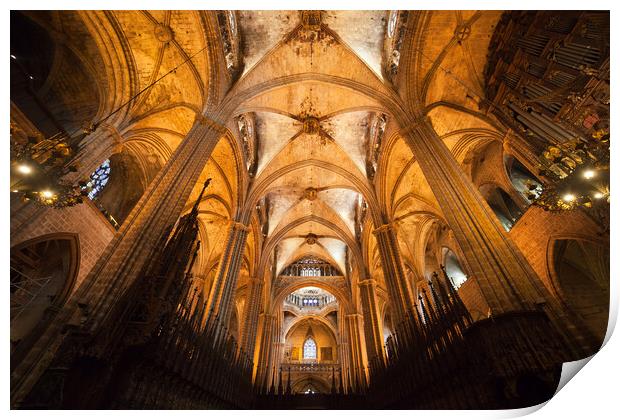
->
[9,10,610,409]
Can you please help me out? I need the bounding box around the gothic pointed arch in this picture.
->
[10,233,80,358]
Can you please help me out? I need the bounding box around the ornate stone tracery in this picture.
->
[383,11,409,79]
[217,10,240,73]
[236,112,257,176]
[366,113,387,181]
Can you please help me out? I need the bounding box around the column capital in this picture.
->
[249,277,263,285]
[358,278,377,287]
[259,312,275,320]
[398,115,431,137]
[230,221,251,232]
[345,313,363,320]
[502,128,515,142]
[195,114,227,133]
[372,223,395,235]
[92,122,124,145]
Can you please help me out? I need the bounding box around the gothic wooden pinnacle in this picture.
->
[191,177,212,214]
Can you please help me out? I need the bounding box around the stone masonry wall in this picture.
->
[11,197,116,293]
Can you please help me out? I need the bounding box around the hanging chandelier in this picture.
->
[10,123,93,207]
[530,128,609,214]
[10,40,208,208]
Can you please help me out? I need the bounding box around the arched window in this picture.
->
[11,234,79,352]
[302,383,319,394]
[85,159,110,200]
[283,257,341,277]
[443,247,468,289]
[553,239,609,345]
[479,184,523,231]
[303,337,317,359]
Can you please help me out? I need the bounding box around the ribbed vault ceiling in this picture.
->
[231,11,391,280]
[14,8,510,325]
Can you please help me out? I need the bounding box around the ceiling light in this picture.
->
[583,169,596,179]
[594,192,604,199]
[40,190,54,199]
[562,193,576,202]
[17,164,32,174]
[10,54,16,59]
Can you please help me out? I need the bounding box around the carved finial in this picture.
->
[192,178,212,214]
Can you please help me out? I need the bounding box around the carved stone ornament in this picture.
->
[303,187,318,201]
[154,24,174,43]
[300,10,322,31]
[305,233,318,245]
[302,117,321,134]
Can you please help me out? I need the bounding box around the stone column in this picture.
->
[337,311,350,392]
[373,223,416,323]
[358,279,386,372]
[240,277,263,355]
[266,313,283,393]
[345,314,367,391]
[84,119,227,327]
[400,116,544,314]
[401,116,602,357]
[272,340,285,393]
[11,118,226,405]
[206,221,250,326]
[254,313,275,390]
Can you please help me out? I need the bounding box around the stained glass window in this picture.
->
[86,159,110,200]
[303,337,317,359]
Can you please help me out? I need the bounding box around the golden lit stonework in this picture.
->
[9,9,609,410]
[300,10,322,31]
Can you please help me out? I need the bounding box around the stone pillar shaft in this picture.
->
[401,116,545,314]
[255,313,275,389]
[373,224,416,323]
[240,278,263,355]
[345,314,367,390]
[85,122,226,327]
[267,314,283,391]
[359,279,385,370]
[206,221,250,327]
[337,311,350,392]
[392,114,591,357]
